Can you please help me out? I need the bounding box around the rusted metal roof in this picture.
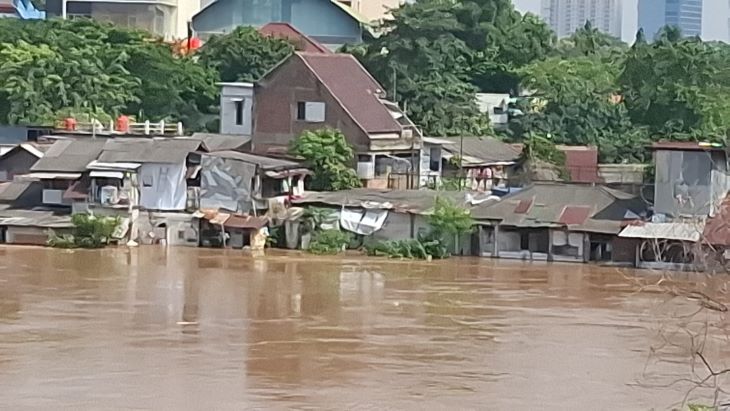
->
[224,215,268,229]
[513,199,532,214]
[558,206,593,225]
[297,53,402,134]
[472,182,646,234]
[703,195,730,246]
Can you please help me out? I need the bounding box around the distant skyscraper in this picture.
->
[540,0,623,38]
[638,0,702,39]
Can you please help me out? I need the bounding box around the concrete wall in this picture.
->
[220,83,254,136]
[253,56,371,153]
[5,226,71,245]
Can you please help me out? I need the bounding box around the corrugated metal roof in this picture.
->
[297,53,402,134]
[189,133,252,152]
[472,182,646,234]
[293,188,491,215]
[0,209,73,228]
[619,222,704,242]
[0,181,32,202]
[31,139,106,172]
[558,206,593,225]
[224,215,268,229]
[440,137,522,166]
[205,151,302,171]
[514,199,532,214]
[98,138,201,164]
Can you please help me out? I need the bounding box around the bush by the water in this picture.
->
[48,213,120,248]
[364,235,449,260]
[308,229,352,255]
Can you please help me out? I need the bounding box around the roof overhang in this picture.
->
[20,172,81,180]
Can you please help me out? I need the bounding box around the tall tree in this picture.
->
[514,55,648,162]
[197,26,294,83]
[619,29,730,139]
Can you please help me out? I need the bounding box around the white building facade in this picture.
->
[540,0,623,38]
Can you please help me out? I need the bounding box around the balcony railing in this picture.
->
[56,119,184,136]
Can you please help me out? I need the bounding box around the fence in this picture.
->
[56,119,184,136]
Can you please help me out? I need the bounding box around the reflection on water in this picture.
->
[0,247,727,409]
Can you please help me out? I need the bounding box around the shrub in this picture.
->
[308,230,352,255]
[48,213,120,249]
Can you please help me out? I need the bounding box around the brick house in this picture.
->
[252,52,442,189]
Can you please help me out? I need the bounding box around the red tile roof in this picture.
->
[297,53,402,134]
[558,206,593,225]
[259,23,331,54]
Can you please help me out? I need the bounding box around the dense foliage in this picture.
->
[197,26,294,82]
[48,214,120,248]
[290,128,362,191]
[308,230,352,254]
[365,197,473,260]
[0,19,288,130]
[3,8,729,163]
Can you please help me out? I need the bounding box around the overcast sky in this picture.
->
[512,0,728,43]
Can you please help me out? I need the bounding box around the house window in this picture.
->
[235,100,244,125]
[142,175,153,187]
[127,15,138,28]
[296,101,325,122]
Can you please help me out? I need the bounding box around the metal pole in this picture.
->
[61,0,67,18]
[459,135,464,189]
[392,65,397,102]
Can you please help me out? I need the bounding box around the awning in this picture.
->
[224,215,268,229]
[89,170,124,179]
[86,160,141,171]
[422,137,456,145]
[25,172,81,180]
[619,222,705,242]
[264,168,311,178]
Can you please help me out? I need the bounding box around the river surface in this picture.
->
[0,247,729,410]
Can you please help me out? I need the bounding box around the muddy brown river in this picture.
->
[0,247,729,410]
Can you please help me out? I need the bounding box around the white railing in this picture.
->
[56,119,184,136]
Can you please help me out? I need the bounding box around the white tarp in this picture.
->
[340,208,388,236]
[200,154,256,213]
[139,162,187,210]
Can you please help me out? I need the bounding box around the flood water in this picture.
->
[1,247,729,410]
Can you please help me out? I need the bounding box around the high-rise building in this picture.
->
[540,0,623,38]
[638,0,702,39]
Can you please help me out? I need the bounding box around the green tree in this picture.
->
[289,128,362,191]
[554,20,627,57]
[197,26,294,82]
[0,40,139,124]
[619,28,730,140]
[514,55,648,162]
[428,197,474,239]
[0,19,216,128]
